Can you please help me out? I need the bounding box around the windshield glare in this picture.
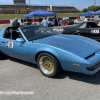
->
[21,26,58,41]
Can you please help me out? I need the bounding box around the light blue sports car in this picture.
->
[0,25,100,77]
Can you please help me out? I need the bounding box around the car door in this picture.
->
[84,28,92,37]
[71,23,87,36]
[83,22,100,39]
[74,22,99,38]
[78,23,91,37]
[0,29,29,61]
[84,28,99,37]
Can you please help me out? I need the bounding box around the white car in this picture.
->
[74,19,83,24]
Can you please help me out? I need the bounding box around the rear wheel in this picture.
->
[37,53,62,77]
[72,32,80,36]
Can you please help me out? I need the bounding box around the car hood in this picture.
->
[34,34,100,58]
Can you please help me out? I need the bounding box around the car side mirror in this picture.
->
[16,38,25,43]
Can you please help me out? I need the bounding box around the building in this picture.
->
[0,2,80,14]
[13,0,26,6]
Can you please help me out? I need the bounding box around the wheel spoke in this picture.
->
[39,56,54,75]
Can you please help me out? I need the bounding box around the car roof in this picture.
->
[87,20,100,22]
[78,20,100,25]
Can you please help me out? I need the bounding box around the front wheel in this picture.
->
[0,51,5,59]
[37,53,62,77]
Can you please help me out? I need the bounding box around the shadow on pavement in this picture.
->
[55,70,100,85]
[2,56,100,85]
[4,56,38,69]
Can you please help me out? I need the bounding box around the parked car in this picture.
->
[74,19,83,24]
[61,19,74,25]
[62,20,100,41]
[1,25,100,77]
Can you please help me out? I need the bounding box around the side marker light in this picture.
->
[73,63,80,66]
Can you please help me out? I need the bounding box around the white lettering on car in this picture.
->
[6,42,13,48]
[91,30,99,34]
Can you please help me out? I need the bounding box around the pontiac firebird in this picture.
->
[0,25,100,77]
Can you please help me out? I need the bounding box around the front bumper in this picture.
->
[86,62,100,71]
[90,37,100,42]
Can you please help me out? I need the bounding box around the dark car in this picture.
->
[62,20,100,41]
[61,19,74,25]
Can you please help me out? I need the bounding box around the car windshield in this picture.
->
[21,26,58,41]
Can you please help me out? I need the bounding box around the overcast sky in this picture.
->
[0,0,100,10]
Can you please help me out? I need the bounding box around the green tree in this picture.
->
[82,8,88,12]
[82,5,100,12]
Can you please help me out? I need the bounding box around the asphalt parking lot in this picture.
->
[0,24,100,100]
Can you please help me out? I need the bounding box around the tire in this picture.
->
[0,51,5,59]
[37,53,62,77]
[72,32,80,36]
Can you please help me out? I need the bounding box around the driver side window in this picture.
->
[86,22,98,28]
[4,28,22,40]
[86,23,91,28]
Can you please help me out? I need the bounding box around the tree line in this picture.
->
[82,5,100,12]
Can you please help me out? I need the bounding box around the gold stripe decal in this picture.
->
[73,63,80,66]
[15,51,26,54]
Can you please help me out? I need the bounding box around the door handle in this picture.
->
[2,41,5,43]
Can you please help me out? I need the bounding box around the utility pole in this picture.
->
[29,0,30,5]
[52,2,53,6]
[6,0,8,4]
[95,0,96,6]
[52,2,53,12]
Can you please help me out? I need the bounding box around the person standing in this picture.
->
[41,17,48,27]
[26,17,31,25]
[12,18,20,27]
[54,16,58,26]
